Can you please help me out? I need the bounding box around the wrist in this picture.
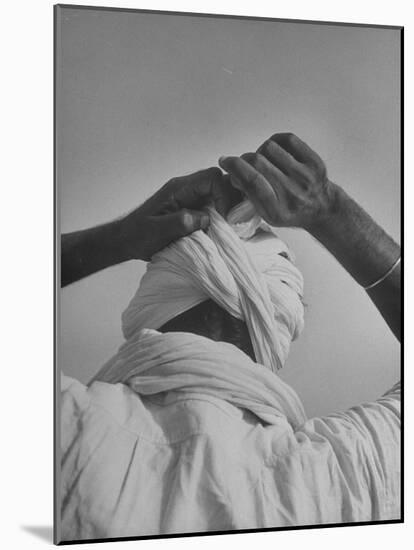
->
[116,209,152,262]
[304,181,345,237]
[110,217,136,263]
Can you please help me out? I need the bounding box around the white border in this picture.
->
[2,1,411,548]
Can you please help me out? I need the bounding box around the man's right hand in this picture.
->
[119,167,240,261]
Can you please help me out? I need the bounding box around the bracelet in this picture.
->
[363,256,401,290]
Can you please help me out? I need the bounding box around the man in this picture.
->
[59,133,400,540]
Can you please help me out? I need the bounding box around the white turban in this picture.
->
[122,200,304,372]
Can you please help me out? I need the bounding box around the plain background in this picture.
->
[58,6,400,418]
[2,0,412,549]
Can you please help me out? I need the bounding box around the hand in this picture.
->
[118,167,239,261]
[218,133,336,230]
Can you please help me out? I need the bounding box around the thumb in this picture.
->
[152,209,210,250]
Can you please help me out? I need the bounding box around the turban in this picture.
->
[122,200,304,372]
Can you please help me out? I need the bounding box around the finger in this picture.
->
[268,132,325,171]
[214,174,244,216]
[256,140,310,183]
[146,167,224,216]
[241,151,290,186]
[152,209,210,250]
[218,155,278,223]
[175,168,241,216]
[172,167,225,210]
[241,152,302,223]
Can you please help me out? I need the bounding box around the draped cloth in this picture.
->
[90,329,307,428]
[60,329,400,541]
[122,202,304,372]
[59,199,400,542]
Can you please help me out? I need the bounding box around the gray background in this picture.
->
[57,7,400,418]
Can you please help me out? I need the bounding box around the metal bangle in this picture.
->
[363,256,401,290]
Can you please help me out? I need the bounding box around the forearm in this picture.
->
[60,168,230,287]
[61,219,128,287]
[307,183,401,340]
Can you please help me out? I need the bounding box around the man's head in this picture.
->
[158,246,293,361]
[122,203,304,372]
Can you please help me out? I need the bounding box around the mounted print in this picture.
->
[54,4,403,545]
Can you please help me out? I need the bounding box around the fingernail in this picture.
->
[200,214,210,228]
[229,175,242,189]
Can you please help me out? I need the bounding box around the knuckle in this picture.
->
[168,176,180,186]
[271,132,299,148]
[263,139,275,152]
[308,154,326,178]
[206,166,222,179]
[180,209,194,231]
[270,131,292,141]
[246,171,263,187]
[305,171,318,187]
[286,132,298,145]
[166,177,182,193]
[306,162,326,184]
[241,152,257,164]
[261,139,277,158]
[269,132,282,141]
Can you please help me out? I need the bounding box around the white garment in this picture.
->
[60,330,400,541]
[122,203,304,372]
[59,200,400,542]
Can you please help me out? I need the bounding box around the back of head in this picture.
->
[122,200,304,373]
[159,299,256,361]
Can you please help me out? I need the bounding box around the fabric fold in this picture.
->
[91,328,307,429]
[122,203,305,372]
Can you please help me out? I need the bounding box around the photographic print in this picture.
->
[55,5,402,544]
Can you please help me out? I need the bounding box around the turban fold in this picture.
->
[122,200,304,372]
